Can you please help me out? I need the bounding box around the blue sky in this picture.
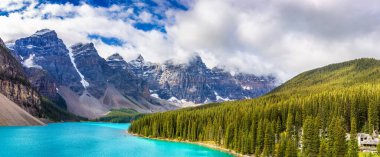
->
[1,0,380,81]
[1,0,188,32]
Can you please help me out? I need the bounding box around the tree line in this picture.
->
[129,83,380,156]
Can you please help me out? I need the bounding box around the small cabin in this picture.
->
[357,133,379,152]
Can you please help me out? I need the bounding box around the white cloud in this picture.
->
[0,2,174,63]
[1,0,380,82]
[0,0,35,12]
[166,0,380,81]
[138,11,152,23]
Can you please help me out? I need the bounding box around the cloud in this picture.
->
[0,2,174,63]
[0,0,34,12]
[1,0,380,82]
[138,11,153,23]
[166,0,380,81]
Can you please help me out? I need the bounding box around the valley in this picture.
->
[0,1,379,156]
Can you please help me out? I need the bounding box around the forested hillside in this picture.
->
[97,109,145,123]
[129,58,380,156]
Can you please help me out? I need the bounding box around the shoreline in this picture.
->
[126,131,250,157]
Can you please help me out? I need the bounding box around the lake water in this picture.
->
[0,122,232,157]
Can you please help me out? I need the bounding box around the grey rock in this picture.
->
[12,29,84,94]
[126,55,277,104]
[0,37,42,117]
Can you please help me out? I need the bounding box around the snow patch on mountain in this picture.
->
[242,86,252,90]
[22,54,42,69]
[167,96,199,107]
[214,91,231,101]
[150,93,160,99]
[26,45,36,49]
[68,49,89,88]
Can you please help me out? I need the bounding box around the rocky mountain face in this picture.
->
[7,29,276,118]
[105,53,150,98]
[67,43,175,118]
[70,43,108,98]
[9,29,84,104]
[123,55,277,106]
[0,36,81,125]
[9,30,176,119]
[0,38,42,117]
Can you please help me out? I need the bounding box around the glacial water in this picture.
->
[0,122,232,157]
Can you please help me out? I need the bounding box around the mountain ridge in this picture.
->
[129,58,380,156]
[6,29,277,119]
[0,36,82,125]
[268,58,380,97]
[116,52,276,105]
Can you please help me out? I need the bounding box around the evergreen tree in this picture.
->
[256,119,264,153]
[369,96,380,132]
[286,112,294,137]
[318,138,329,157]
[285,138,298,157]
[377,141,380,155]
[255,147,261,157]
[329,117,347,157]
[347,117,359,157]
[263,122,275,156]
[274,133,287,157]
[302,117,320,157]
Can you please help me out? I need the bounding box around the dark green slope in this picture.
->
[269,58,380,96]
[97,109,145,123]
[40,97,86,122]
[129,58,380,156]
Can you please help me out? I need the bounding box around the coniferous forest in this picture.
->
[129,58,380,156]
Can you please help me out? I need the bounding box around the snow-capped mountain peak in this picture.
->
[107,53,124,61]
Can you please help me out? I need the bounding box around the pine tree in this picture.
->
[255,147,261,157]
[302,117,320,157]
[263,122,275,156]
[285,138,298,157]
[274,133,287,157]
[377,140,380,155]
[224,124,233,148]
[347,117,359,157]
[368,99,376,132]
[318,138,329,157]
[256,119,264,154]
[330,117,347,157]
[286,112,294,137]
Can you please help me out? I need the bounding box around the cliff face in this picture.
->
[106,53,150,99]
[9,31,177,119]
[126,55,277,105]
[0,38,42,117]
[11,29,84,95]
[23,67,63,108]
[71,43,108,98]
[64,44,176,118]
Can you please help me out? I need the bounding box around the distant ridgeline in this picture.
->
[129,58,380,156]
[97,109,145,123]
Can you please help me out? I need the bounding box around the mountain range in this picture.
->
[129,58,380,156]
[1,29,276,121]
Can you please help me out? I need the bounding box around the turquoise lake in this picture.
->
[0,122,232,157]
